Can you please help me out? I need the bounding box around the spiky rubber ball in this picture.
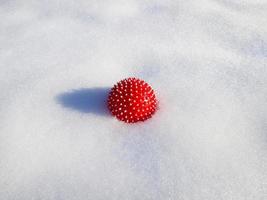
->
[107,77,157,123]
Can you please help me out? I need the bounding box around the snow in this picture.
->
[0,0,267,199]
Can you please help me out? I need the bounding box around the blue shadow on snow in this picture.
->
[56,87,110,116]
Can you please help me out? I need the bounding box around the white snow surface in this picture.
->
[0,0,267,199]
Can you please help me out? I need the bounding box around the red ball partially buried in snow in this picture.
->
[107,77,157,123]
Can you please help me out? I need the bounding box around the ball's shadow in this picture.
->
[56,87,110,116]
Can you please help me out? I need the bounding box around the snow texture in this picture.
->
[0,0,267,199]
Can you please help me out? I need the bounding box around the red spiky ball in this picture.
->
[107,77,157,123]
